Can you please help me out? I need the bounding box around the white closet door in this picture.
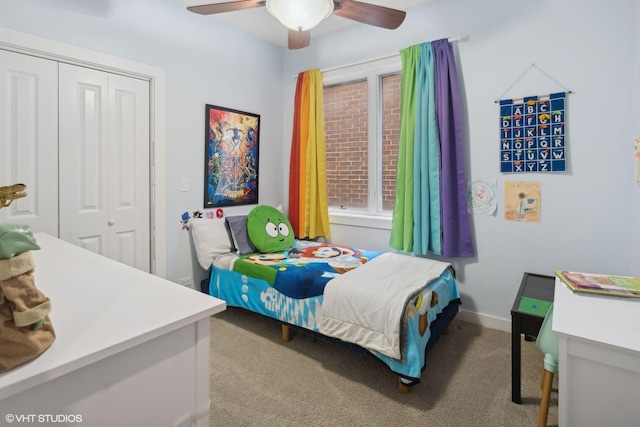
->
[0,50,58,235]
[108,73,150,272]
[59,63,110,255]
[59,64,150,272]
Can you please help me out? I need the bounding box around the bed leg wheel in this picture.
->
[281,324,291,342]
[398,377,410,394]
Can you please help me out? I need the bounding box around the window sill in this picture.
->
[328,211,392,230]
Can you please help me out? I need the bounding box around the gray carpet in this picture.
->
[209,307,558,427]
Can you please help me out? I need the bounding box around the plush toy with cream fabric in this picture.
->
[0,223,55,373]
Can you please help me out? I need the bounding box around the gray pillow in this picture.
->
[225,216,256,255]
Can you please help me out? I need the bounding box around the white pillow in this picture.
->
[190,218,233,269]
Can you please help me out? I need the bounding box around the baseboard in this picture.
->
[457,309,511,333]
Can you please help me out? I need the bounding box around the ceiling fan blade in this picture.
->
[333,0,406,30]
[187,0,266,15]
[288,30,311,50]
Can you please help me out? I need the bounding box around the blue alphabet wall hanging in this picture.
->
[500,92,566,173]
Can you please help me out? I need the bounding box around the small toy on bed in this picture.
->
[288,247,301,258]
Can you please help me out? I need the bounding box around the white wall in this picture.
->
[283,0,639,328]
[0,0,285,287]
[1,0,637,328]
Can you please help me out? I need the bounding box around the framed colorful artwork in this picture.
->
[204,104,260,208]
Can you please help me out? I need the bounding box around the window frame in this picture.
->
[322,55,401,230]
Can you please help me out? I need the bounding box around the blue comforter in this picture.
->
[232,240,380,299]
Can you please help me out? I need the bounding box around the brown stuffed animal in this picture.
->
[0,186,55,373]
[0,250,55,373]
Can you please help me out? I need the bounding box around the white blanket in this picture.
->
[318,252,451,360]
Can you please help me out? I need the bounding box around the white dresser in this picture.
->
[553,278,640,426]
[0,234,226,426]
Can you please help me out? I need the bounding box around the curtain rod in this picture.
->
[494,91,573,104]
[292,35,468,79]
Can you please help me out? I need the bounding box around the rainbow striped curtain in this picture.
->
[288,69,330,240]
[390,40,474,258]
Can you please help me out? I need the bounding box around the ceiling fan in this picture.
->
[187,0,406,50]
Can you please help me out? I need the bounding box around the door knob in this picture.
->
[108,219,115,226]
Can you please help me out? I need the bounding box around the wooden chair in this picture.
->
[534,303,559,427]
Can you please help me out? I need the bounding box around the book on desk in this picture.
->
[555,270,640,298]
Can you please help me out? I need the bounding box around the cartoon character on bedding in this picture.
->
[299,244,359,259]
[241,206,350,299]
[239,205,381,300]
[413,290,439,336]
[260,287,280,312]
[246,253,286,266]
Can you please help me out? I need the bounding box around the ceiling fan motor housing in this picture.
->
[266,0,335,32]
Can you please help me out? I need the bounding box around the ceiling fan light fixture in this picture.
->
[266,0,334,32]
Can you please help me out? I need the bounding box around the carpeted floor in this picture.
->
[209,307,558,427]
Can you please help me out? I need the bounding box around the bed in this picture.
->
[190,208,461,393]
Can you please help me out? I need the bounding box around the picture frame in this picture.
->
[204,104,260,208]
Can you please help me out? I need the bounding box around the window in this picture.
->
[322,56,401,228]
[324,80,369,210]
[380,74,401,212]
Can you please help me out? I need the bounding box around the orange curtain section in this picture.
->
[288,69,330,239]
[298,74,310,232]
[288,74,304,235]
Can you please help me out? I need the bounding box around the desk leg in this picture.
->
[511,316,522,404]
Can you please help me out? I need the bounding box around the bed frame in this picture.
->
[201,261,461,394]
[278,299,460,393]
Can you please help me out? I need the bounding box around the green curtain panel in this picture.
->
[390,40,474,258]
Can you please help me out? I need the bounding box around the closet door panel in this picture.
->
[59,63,109,255]
[0,50,58,235]
[2,52,151,271]
[109,74,150,272]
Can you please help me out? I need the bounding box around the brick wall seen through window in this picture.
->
[324,80,369,209]
[324,74,400,212]
[381,74,400,211]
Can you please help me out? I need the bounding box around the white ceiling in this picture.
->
[180,0,430,47]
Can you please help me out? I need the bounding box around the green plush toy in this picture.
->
[247,205,295,253]
[0,224,40,259]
